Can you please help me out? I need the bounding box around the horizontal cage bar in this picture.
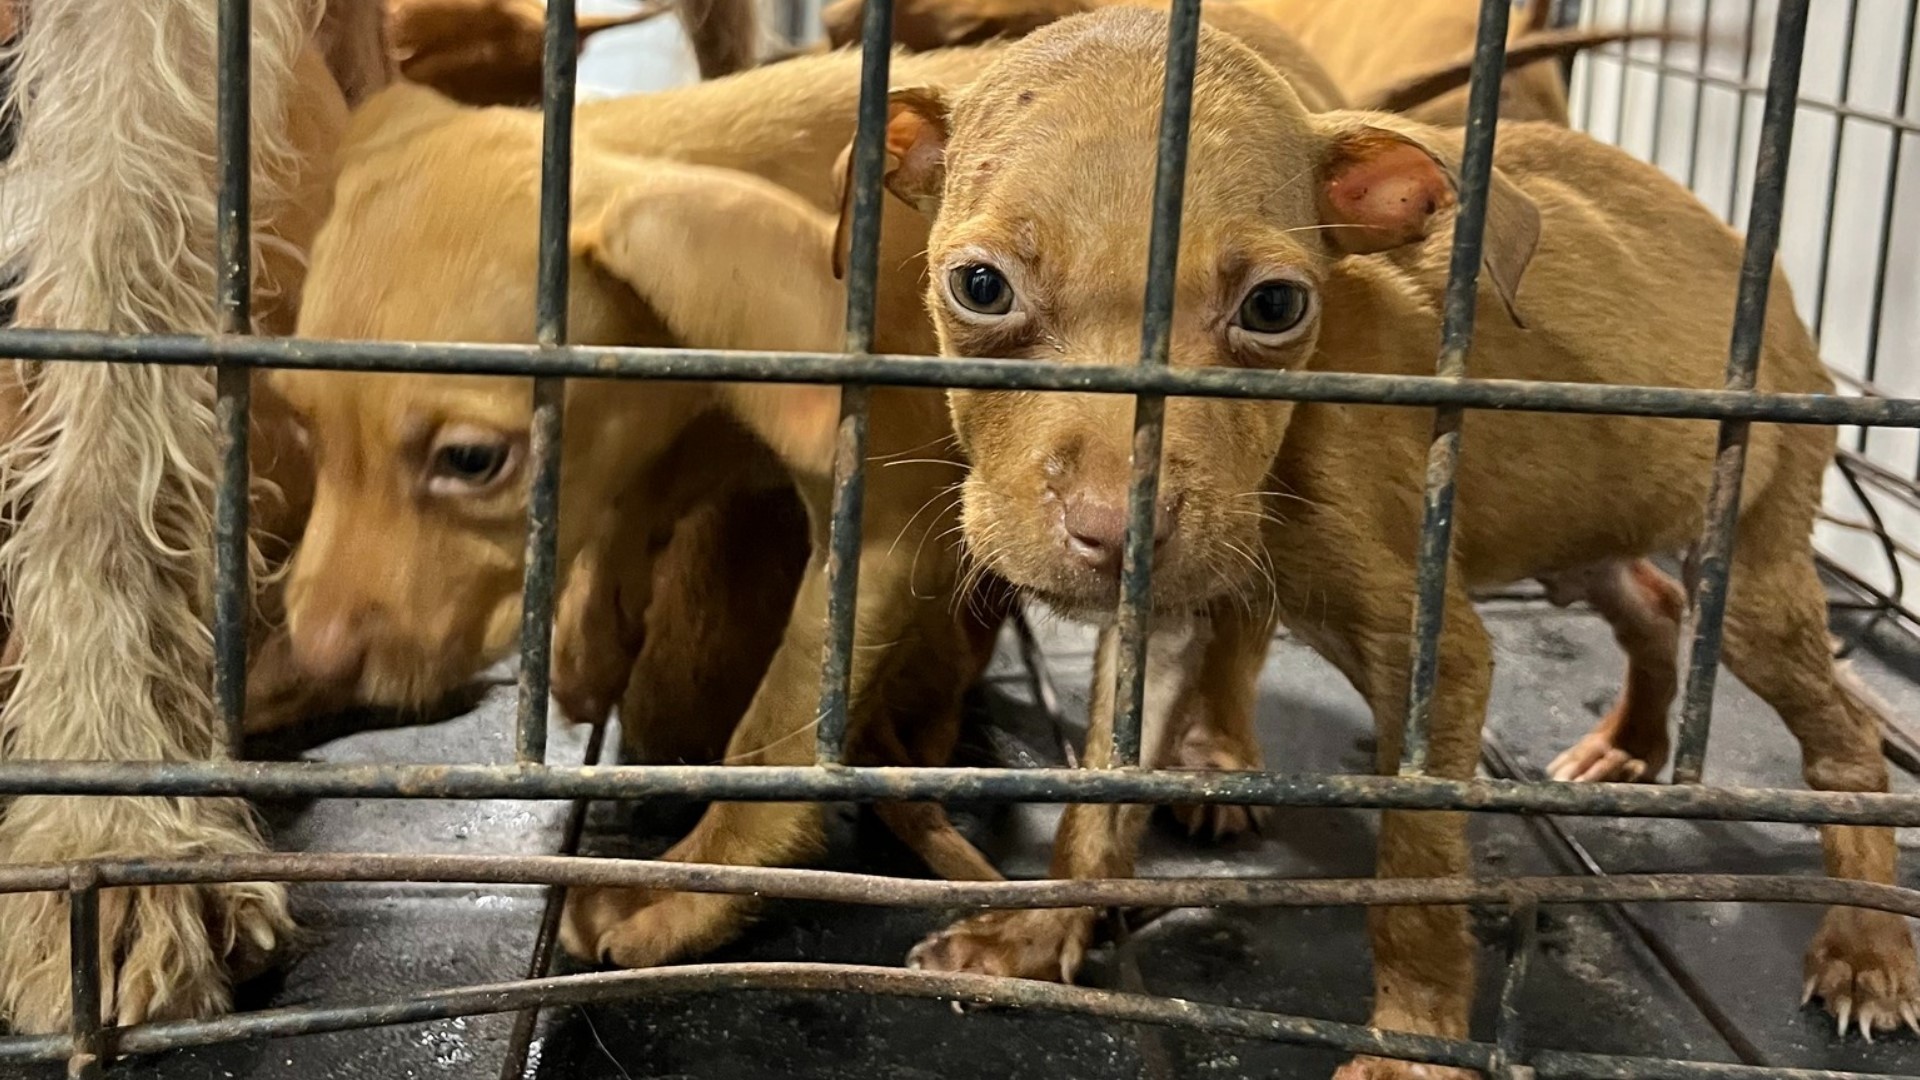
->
[0,761,1918,825]
[0,329,1913,427]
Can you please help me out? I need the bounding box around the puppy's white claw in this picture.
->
[1902,1002,1919,1034]
[1802,975,1818,1007]
[1836,998,1854,1039]
[948,999,966,1016]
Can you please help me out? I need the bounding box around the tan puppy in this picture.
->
[819,0,1635,125]
[862,8,1911,1070]
[272,43,1027,968]
[823,0,1690,804]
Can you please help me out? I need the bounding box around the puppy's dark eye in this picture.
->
[1236,281,1311,336]
[435,444,507,483]
[949,263,1015,316]
[426,437,518,497]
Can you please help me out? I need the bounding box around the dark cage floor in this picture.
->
[16,580,1920,1079]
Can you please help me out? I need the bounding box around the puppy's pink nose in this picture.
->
[291,613,368,685]
[1060,489,1179,577]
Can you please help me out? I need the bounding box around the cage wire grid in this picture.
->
[0,0,1917,1077]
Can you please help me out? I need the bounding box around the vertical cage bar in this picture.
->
[212,0,253,759]
[813,0,892,764]
[517,0,579,766]
[1643,0,1677,165]
[1111,0,1202,767]
[1491,894,1538,1079]
[1610,0,1637,146]
[1397,0,1512,776]
[1576,0,1601,132]
[1671,0,1811,785]
[784,0,811,46]
[65,874,103,1080]
[1681,0,1718,191]
[1867,0,1917,400]
[1807,0,1862,339]
[498,720,609,1080]
[1718,0,1766,222]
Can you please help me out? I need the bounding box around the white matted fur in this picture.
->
[0,0,316,1033]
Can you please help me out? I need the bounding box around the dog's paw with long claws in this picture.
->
[1331,1055,1478,1080]
[560,886,754,969]
[1167,720,1269,841]
[907,908,1097,982]
[1803,907,1920,1039]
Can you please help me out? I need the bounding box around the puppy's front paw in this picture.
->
[1331,1056,1478,1080]
[1545,731,1649,784]
[1167,720,1269,841]
[907,907,1096,982]
[560,886,754,969]
[1545,722,1663,784]
[1803,906,1920,1038]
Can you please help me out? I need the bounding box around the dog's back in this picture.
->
[1293,119,1829,583]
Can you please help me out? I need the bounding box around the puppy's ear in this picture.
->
[577,164,847,353]
[1313,118,1541,325]
[832,86,952,280]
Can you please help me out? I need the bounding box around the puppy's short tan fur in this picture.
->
[273,46,1026,966]
[826,0,1692,812]
[869,9,1911,1072]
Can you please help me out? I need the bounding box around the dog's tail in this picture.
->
[0,0,310,1027]
[1356,23,1679,116]
[677,0,763,77]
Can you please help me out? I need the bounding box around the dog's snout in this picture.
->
[290,609,372,684]
[1058,487,1180,577]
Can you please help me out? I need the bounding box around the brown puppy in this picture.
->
[387,0,761,106]
[868,8,1911,1070]
[273,45,1021,968]
[1255,0,1573,125]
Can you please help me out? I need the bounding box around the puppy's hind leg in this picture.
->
[1716,488,1919,1038]
[1543,557,1685,783]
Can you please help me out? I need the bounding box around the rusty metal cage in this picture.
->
[1,0,1918,1075]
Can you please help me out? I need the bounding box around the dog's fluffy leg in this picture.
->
[0,0,314,1033]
